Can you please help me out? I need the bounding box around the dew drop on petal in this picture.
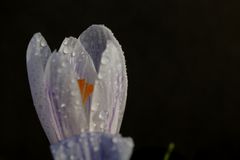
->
[99,111,108,120]
[117,63,122,71]
[60,152,67,159]
[61,62,66,67]
[97,73,103,79]
[57,68,62,73]
[40,39,47,47]
[80,128,85,132]
[101,56,109,65]
[36,36,41,42]
[70,155,75,160]
[71,51,76,57]
[61,103,66,108]
[71,91,77,96]
[112,137,118,143]
[75,100,80,105]
[63,39,68,45]
[91,103,99,112]
[100,122,105,129]
[67,141,74,148]
[92,123,97,128]
[71,79,75,84]
[63,47,71,54]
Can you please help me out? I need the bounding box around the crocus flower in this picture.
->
[26,25,133,160]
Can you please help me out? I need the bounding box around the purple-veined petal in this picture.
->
[58,37,97,118]
[26,33,60,143]
[84,26,127,134]
[44,52,88,141]
[79,25,112,72]
[58,37,97,84]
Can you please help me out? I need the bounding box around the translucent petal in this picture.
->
[58,37,97,84]
[58,37,97,118]
[44,52,88,140]
[89,37,128,133]
[26,33,60,143]
[79,25,115,72]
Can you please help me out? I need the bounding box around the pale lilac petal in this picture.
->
[58,37,97,118]
[79,25,111,72]
[87,26,128,133]
[26,33,60,143]
[58,37,97,84]
[44,52,88,141]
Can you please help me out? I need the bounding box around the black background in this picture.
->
[1,0,240,159]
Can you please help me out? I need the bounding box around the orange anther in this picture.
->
[83,83,94,104]
[77,79,94,105]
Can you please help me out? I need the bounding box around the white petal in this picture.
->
[26,33,59,143]
[79,25,110,72]
[90,40,128,134]
[58,37,97,117]
[44,52,88,140]
[58,37,97,84]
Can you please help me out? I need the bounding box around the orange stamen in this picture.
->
[83,83,94,104]
[77,79,94,105]
[78,79,86,99]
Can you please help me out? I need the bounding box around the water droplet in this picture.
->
[67,141,74,148]
[93,146,99,152]
[100,122,105,129]
[99,111,108,120]
[71,51,76,57]
[61,103,66,108]
[81,128,85,132]
[71,91,76,96]
[101,56,109,64]
[78,137,82,142]
[113,137,118,143]
[117,63,122,70]
[40,39,47,47]
[34,52,40,56]
[75,100,80,105]
[70,79,75,84]
[60,153,67,159]
[91,103,99,112]
[95,80,99,85]
[36,36,41,42]
[63,47,71,54]
[61,62,66,67]
[63,39,68,45]
[57,68,62,73]
[92,123,97,128]
[98,73,103,79]
[70,155,75,160]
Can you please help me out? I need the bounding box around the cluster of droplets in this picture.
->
[33,35,47,56]
[62,39,77,57]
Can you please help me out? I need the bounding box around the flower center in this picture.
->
[78,79,94,105]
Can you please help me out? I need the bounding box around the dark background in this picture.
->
[1,0,240,159]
